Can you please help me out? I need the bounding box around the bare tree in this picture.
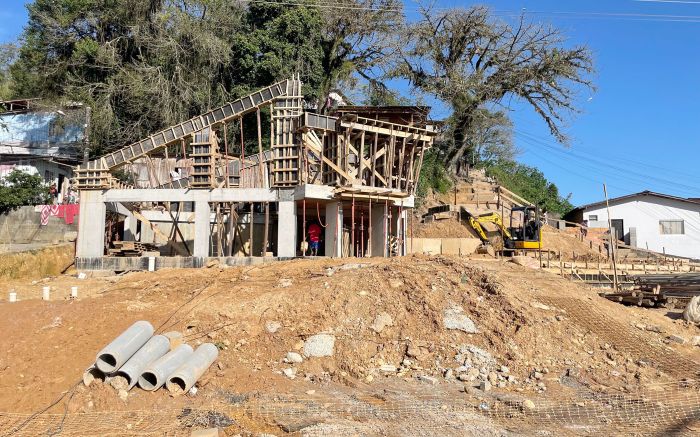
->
[396,6,594,172]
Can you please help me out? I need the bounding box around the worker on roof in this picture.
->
[308,223,322,256]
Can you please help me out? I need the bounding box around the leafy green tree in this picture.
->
[316,0,403,112]
[0,170,51,214]
[0,43,17,101]
[485,160,573,216]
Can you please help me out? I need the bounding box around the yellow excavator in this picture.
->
[463,206,543,253]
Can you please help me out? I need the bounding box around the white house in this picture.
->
[565,191,700,260]
[1,99,85,197]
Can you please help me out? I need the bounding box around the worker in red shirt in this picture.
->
[308,223,322,256]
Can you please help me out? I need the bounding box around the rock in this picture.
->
[500,365,509,374]
[370,312,394,333]
[646,325,663,333]
[205,259,219,268]
[458,367,480,382]
[265,321,282,334]
[692,336,700,346]
[444,369,454,379]
[533,371,544,380]
[418,375,438,385]
[487,372,498,385]
[282,368,296,379]
[635,323,646,330]
[530,301,551,311]
[511,256,540,269]
[668,335,686,344]
[683,296,700,324]
[286,352,303,363]
[278,278,292,288]
[479,380,492,392]
[303,334,335,358]
[380,364,397,373]
[522,399,536,411]
[305,390,316,395]
[406,345,422,358]
[389,279,404,288]
[443,306,478,334]
[118,389,128,402]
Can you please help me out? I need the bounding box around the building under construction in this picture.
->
[74,76,436,269]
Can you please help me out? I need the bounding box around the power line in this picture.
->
[514,130,700,193]
[237,0,700,22]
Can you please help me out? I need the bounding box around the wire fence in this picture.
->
[3,295,700,436]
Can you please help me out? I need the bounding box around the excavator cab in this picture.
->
[507,206,543,250]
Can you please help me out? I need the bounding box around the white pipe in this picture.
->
[138,344,193,391]
[111,335,170,390]
[8,291,17,302]
[165,343,219,395]
[42,286,50,301]
[70,286,78,298]
[95,321,154,373]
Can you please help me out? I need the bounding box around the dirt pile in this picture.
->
[0,243,74,280]
[410,217,477,238]
[1,256,699,435]
[542,225,606,260]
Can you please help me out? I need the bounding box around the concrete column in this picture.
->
[140,221,154,244]
[76,190,106,258]
[324,202,343,257]
[123,209,138,241]
[193,201,210,258]
[370,203,387,257]
[277,201,297,258]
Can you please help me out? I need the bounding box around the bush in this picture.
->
[416,149,453,201]
[0,169,51,214]
[484,160,573,216]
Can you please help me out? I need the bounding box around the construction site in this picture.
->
[2,79,700,436]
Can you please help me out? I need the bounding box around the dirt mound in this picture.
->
[0,243,74,279]
[411,217,477,238]
[542,225,605,260]
[1,256,699,435]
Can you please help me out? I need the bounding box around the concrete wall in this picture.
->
[0,205,78,244]
[583,196,700,259]
[408,238,482,256]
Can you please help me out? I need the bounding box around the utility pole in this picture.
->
[603,184,619,291]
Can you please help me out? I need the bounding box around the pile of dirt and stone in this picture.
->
[1,256,699,435]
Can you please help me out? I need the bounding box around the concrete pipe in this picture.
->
[166,343,219,395]
[83,365,112,387]
[138,344,193,391]
[95,321,154,374]
[111,335,170,391]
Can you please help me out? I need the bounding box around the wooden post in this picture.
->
[351,194,355,257]
[262,202,269,256]
[559,251,563,277]
[249,202,254,257]
[368,196,372,257]
[603,183,619,291]
[256,109,265,188]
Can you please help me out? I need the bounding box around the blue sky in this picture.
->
[1,0,699,205]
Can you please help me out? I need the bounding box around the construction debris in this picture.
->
[603,273,700,309]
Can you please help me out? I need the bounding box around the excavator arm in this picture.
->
[474,212,512,240]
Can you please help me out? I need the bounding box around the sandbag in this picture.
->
[683,296,700,324]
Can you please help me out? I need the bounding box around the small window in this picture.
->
[659,220,684,235]
[589,215,598,221]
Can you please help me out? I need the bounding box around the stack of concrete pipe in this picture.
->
[84,321,218,395]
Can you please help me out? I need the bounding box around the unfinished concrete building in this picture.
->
[74,76,435,270]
